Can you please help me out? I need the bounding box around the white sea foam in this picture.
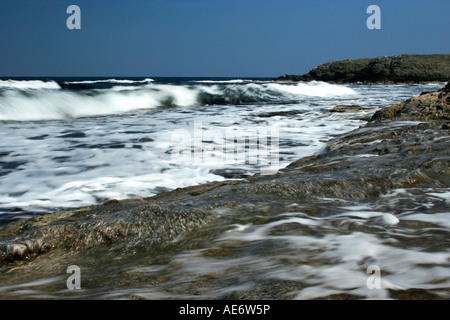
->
[0,81,358,121]
[427,191,450,204]
[162,212,449,299]
[0,82,442,215]
[335,210,400,225]
[265,81,357,97]
[65,78,154,84]
[0,89,161,121]
[191,79,249,83]
[401,212,450,229]
[0,80,61,91]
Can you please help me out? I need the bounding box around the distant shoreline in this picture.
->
[274,54,450,84]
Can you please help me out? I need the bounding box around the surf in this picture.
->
[0,80,357,121]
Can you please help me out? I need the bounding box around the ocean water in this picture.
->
[0,78,448,299]
[0,77,439,222]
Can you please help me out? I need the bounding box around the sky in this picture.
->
[0,0,449,77]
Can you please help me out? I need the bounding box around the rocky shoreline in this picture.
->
[0,82,448,299]
[274,54,450,83]
[1,83,448,259]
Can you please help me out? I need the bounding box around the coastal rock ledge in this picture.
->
[274,54,450,83]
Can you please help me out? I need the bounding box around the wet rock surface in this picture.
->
[371,81,450,125]
[330,105,370,113]
[0,84,449,299]
[274,54,450,83]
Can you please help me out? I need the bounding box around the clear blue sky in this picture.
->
[0,0,449,77]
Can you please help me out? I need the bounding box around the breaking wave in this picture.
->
[0,80,357,121]
[64,78,155,85]
[0,80,61,91]
[191,79,249,84]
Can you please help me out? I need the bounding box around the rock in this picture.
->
[370,82,450,124]
[274,54,450,83]
[309,58,373,83]
[0,200,218,261]
[330,105,370,112]
[443,81,450,92]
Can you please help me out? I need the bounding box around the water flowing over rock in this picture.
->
[0,83,449,299]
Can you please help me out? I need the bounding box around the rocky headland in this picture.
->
[274,54,450,83]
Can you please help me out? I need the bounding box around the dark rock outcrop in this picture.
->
[275,54,450,83]
[371,83,450,125]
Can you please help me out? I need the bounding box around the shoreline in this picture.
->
[0,82,448,262]
[0,81,448,300]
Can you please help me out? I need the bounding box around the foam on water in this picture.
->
[0,81,358,121]
[65,78,154,85]
[191,79,249,83]
[0,81,444,219]
[401,212,450,229]
[0,89,162,121]
[266,81,357,97]
[0,79,61,91]
[141,190,449,300]
[0,79,447,299]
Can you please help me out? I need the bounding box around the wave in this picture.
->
[265,82,356,97]
[0,89,162,121]
[59,78,155,91]
[191,79,249,84]
[64,78,154,85]
[0,81,357,121]
[0,80,61,91]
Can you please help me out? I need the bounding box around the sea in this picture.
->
[0,77,448,299]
